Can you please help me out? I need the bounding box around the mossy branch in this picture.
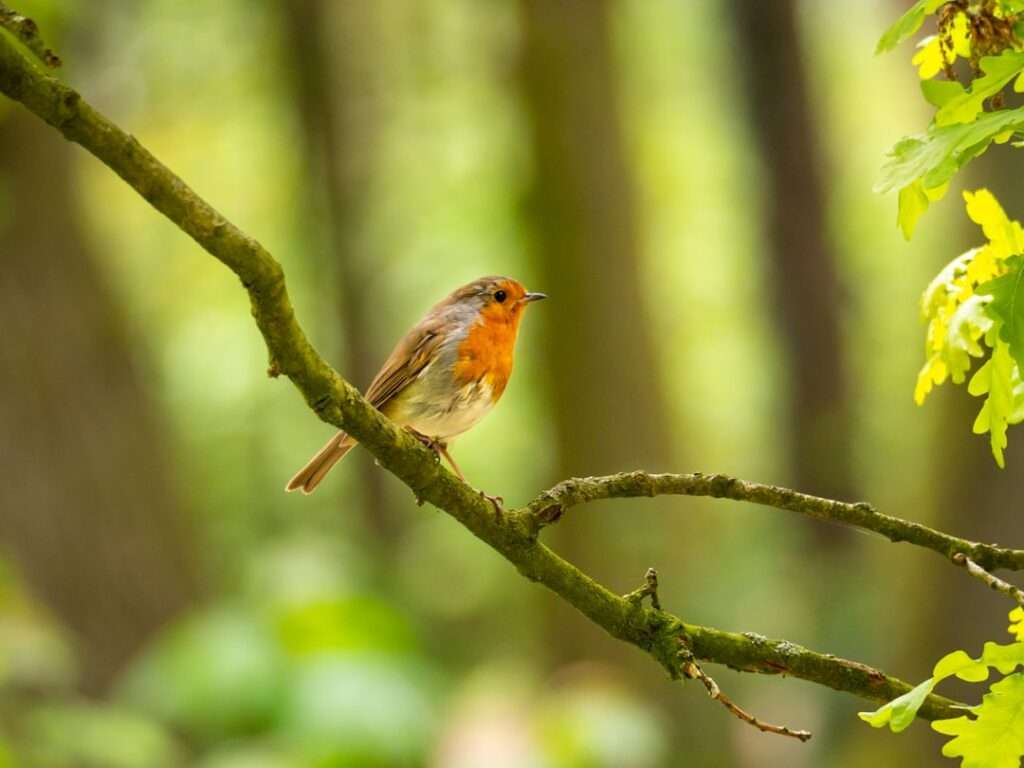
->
[0,1,59,68]
[527,471,1024,572]
[0,26,975,737]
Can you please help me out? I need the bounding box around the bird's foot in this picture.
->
[479,490,504,517]
[407,428,443,463]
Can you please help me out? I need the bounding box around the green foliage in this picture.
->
[1011,607,1024,640]
[876,4,1024,238]
[934,674,1024,768]
[935,51,1024,127]
[23,703,181,768]
[858,677,942,732]
[877,110,1024,238]
[877,0,1024,464]
[858,641,1019,732]
[966,335,1022,467]
[117,608,289,742]
[979,255,1024,372]
[861,613,1024,767]
[876,0,945,54]
[912,190,1024,464]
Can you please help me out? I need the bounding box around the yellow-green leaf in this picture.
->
[899,181,931,240]
[950,11,971,58]
[860,641,1024,733]
[859,678,937,732]
[936,51,1024,127]
[923,78,967,108]
[934,649,990,683]
[913,36,945,79]
[933,673,1024,768]
[1009,607,1024,641]
[916,245,997,404]
[964,189,1024,259]
[968,335,1015,467]
[876,0,946,54]
[979,255,1024,377]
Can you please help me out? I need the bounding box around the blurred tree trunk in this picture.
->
[727,0,854,506]
[281,0,394,537]
[0,112,198,694]
[517,0,673,663]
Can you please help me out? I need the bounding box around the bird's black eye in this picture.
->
[494,289,507,303]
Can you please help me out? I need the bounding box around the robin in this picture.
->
[285,275,546,496]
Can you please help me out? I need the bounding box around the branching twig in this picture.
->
[527,471,1024,572]
[678,637,812,742]
[0,22,973,735]
[952,552,1024,606]
[0,1,59,68]
[623,567,661,610]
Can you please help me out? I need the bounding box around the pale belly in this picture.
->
[387,378,496,442]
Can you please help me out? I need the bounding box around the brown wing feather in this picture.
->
[363,314,449,411]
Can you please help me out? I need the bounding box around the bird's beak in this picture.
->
[522,291,547,304]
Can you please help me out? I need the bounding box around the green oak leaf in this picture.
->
[933,673,1024,768]
[947,294,995,382]
[879,110,1024,237]
[923,78,967,109]
[936,51,1024,127]
[860,642,1024,732]
[979,255,1024,375]
[859,678,938,732]
[876,0,945,54]
[968,333,1017,468]
[879,108,1024,195]
[899,181,931,240]
[979,641,1024,676]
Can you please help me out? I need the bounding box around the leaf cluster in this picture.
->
[915,190,1024,465]
[861,610,1024,767]
[879,1,1024,465]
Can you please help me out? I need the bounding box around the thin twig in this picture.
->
[952,552,1024,606]
[623,567,661,610]
[0,2,59,68]
[527,471,1024,572]
[678,638,812,742]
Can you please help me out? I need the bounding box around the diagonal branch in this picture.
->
[0,1,59,68]
[527,471,1024,572]
[0,27,971,735]
[952,553,1024,605]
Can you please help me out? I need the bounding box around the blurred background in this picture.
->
[1,0,1023,765]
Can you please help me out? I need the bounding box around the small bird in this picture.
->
[286,276,546,495]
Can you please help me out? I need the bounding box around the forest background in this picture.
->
[1,0,1018,766]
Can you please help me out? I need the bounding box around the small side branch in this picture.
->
[527,471,1024,572]
[0,1,59,67]
[678,637,812,742]
[623,567,661,610]
[952,553,1024,606]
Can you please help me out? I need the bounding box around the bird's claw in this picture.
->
[407,428,442,463]
[480,490,504,517]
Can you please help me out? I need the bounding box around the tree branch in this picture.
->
[527,471,1024,572]
[0,1,59,68]
[952,553,1024,605]
[678,640,812,742]
[0,27,971,736]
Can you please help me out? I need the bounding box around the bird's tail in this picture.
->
[285,433,355,494]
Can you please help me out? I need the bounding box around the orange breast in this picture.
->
[454,307,521,399]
